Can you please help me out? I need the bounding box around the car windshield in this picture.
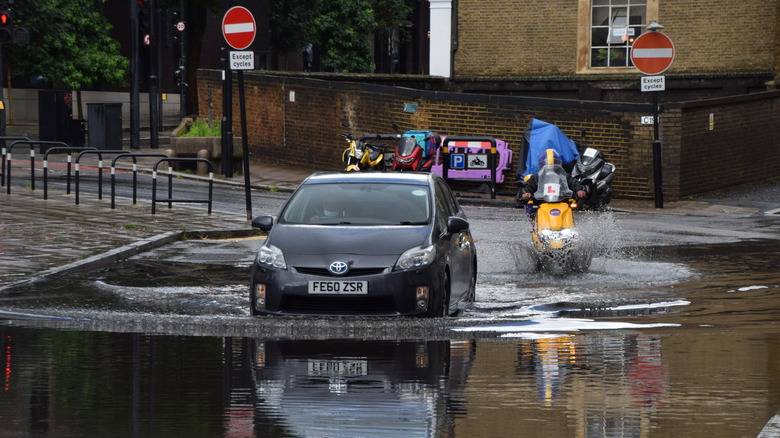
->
[280,182,431,225]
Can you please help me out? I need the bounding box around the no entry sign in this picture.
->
[222,6,256,50]
[630,31,674,75]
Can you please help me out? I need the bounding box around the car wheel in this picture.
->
[427,271,450,317]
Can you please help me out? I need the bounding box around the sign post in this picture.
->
[631,28,674,208]
[222,6,257,219]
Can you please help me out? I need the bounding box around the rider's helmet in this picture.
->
[538,149,562,170]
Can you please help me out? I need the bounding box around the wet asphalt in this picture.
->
[1,145,775,292]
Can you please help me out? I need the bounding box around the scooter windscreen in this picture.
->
[396,137,419,156]
[533,165,573,203]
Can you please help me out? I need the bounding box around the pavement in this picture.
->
[0,141,770,293]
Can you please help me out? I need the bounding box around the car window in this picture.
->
[433,181,450,233]
[436,180,460,216]
[280,182,431,225]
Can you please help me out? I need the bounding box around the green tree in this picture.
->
[312,0,377,73]
[270,0,314,69]
[5,0,129,118]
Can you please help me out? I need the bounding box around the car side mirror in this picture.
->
[447,216,469,233]
[251,215,274,231]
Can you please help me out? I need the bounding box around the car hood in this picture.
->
[268,225,431,256]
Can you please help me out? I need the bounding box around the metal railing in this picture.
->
[74,150,133,205]
[110,153,169,209]
[42,147,98,199]
[5,140,70,194]
[151,158,213,214]
[0,136,31,187]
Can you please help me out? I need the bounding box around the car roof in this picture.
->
[301,171,436,186]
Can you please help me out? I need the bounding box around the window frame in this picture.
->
[576,0,659,74]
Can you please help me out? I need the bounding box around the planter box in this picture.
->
[168,136,243,175]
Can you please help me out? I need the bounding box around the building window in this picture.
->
[577,0,658,73]
[591,0,646,67]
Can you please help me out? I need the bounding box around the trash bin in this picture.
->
[87,103,122,150]
[38,90,74,149]
[70,119,86,147]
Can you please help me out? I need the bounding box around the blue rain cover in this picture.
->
[516,119,580,180]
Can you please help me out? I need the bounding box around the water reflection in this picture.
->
[0,327,474,437]
[471,332,670,437]
[246,339,473,437]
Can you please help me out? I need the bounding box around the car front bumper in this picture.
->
[250,264,441,316]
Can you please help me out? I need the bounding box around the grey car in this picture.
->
[249,171,477,317]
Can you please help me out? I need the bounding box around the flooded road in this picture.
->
[1,205,779,437]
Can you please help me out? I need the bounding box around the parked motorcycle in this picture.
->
[572,130,616,210]
[340,122,388,172]
[524,163,592,274]
[390,124,441,172]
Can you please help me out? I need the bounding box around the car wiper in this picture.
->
[399,221,428,225]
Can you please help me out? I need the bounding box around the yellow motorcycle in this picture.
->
[340,122,388,172]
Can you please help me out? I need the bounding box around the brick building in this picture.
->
[449,0,779,101]
[196,0,780,201]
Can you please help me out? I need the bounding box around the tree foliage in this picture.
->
[270,0,414,73]
[312,0,377,73]
[5,0,128,90]
[269,0,314,57]
[371,0,413,42]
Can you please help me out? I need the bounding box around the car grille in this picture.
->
[281,295,398,315]
[294,267,387,277]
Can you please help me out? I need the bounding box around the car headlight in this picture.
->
[255,244,286,269]
[395,245,435,270]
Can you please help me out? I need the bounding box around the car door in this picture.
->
[434,179,473,302]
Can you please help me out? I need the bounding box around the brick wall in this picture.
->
[661,0,777,73]
[456,0,579,76]
[455,0,778,77]
[675,92,780,197]
[198,70,780,201]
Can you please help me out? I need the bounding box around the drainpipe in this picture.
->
[429,0,452,78]
[450,0,458,79]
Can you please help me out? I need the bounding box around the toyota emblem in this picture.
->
[328,261,349,275]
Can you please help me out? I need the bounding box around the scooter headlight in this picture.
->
[560,228,577,238]
[538,228,577,242]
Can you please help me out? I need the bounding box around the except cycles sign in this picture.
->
[222,6,256,50]
[630,31,674,75]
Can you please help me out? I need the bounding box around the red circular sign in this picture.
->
[630,31,675,75]
[222,6,256,50]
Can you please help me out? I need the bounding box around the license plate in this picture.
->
[308,280,368,294]
[308,359,368,376]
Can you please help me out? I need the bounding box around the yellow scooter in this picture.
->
[524,164,591,273]
[340,122,387,172]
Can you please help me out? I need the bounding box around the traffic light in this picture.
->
[0,10,14,43]
[164,9,180,47]
[138,0,150,39]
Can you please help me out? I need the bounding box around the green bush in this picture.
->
[180,119,221,137]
